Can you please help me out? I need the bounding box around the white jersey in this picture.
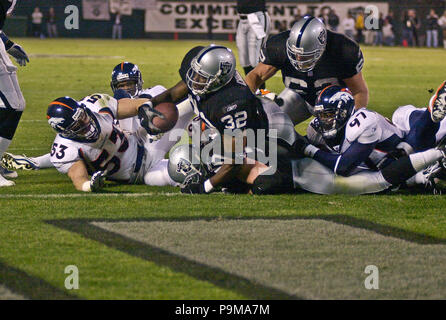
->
[50,94,141,182]
[307,108,405,168]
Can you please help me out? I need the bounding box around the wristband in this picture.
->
[204,179,214,193]
[304,145,320,158]
[82,181,92,192]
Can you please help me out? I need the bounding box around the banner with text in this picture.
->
[110,0,132,15]
[145,1,389,33]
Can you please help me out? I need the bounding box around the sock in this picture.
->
[381,149,443,185]
[33,153,53,169]
[0,137,12,159]
[406,171,427,187]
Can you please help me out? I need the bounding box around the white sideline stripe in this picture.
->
[0,192,182,198]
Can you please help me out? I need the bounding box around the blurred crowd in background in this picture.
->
[26,3,446,49]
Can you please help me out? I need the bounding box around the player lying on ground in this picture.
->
[138,44,300,194]
[45,93,190,192]
[2,62,195,173]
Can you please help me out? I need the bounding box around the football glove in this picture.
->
[90,170,107,192]
[7,44,29,67]
[292,134,311,157]
[138,102,165,135]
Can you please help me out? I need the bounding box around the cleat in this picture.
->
[424,162,446,195]
[0,165,18,179]
[429,80,446,123]
[0,174,15,187]
[1,152,38,171]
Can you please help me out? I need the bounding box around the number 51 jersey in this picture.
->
[50,94,140,182]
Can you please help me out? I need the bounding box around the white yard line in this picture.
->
[0,192,183,199]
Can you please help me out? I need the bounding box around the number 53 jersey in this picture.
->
[307,108,405,169]
[50,94,140,182]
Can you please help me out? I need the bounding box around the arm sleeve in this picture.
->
[259,32,289,68]
[313,141,375,176]
[338,37,364,79]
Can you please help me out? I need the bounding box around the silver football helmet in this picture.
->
[186,45,236,96]
[286,16,327,72]
[168,144,208,186]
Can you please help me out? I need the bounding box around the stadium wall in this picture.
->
[4,0,446,42]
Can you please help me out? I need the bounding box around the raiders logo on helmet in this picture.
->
[220,61,232,75]
[318,29,327,45]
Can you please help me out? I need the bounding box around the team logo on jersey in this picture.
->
[48,117,67,131]
[219,61,232,75]
[318,29,327,45]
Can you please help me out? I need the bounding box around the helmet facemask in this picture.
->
[61,107,100,141]
[186,58,224,96]
[286,38,325,73]
[314,102,349,139]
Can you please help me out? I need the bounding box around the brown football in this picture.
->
[153,102,179,133]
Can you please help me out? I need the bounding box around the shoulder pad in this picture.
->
[346,109,382,144]
[139,85,166,98]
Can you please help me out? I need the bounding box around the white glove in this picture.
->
[7,43,29,67]
[90,170,107,192]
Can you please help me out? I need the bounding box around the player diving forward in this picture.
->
[2,62,194,173]
[45,93,187,192]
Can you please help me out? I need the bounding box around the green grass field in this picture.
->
[1,39,446,300]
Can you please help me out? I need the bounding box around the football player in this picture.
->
[46,94,180,192]
[300,85,409,177]
[0,0,30,187]
[168,139,446,195]
[244,16,369,125]
[2,62,194,172]
[235,0,271,90]
[140,44,299,194]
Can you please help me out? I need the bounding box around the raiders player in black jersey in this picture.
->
[139,44,298,194]
[245,15,369,125]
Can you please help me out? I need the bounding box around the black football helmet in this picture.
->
[110,62,143,97]
[47,97,100,142]
[313,85,355,139]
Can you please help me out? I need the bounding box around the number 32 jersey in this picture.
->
[50,94,140,182]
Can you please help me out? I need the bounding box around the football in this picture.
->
[153,102,179,133]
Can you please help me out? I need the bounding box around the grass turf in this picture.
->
[1,39,446,299]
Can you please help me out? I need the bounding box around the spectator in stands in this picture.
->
[383,18,395,46]
[355,11,365,44]
[31,7,44,38]
[426,9,439,48]
[112,12,122,40]
[46,7,58,38]
[405,9,420,46]
[439,11,446,49]
[328,9,340,32]
[342,12,355,40]
[374,13,384,46]
[277,20,287,33]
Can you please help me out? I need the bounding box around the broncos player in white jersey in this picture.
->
[2,62,194,174]
[302,85,409,177]
[46,94,182,192]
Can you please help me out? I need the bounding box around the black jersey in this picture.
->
[260,30,364,107]
[0,0,14,30]
[179,46,268,135]
[237,0,266,14]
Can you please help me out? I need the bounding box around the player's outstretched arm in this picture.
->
[344,72,369,110]
[116,98,150,119]
[245,63,278,93]
[150,80,189,107]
